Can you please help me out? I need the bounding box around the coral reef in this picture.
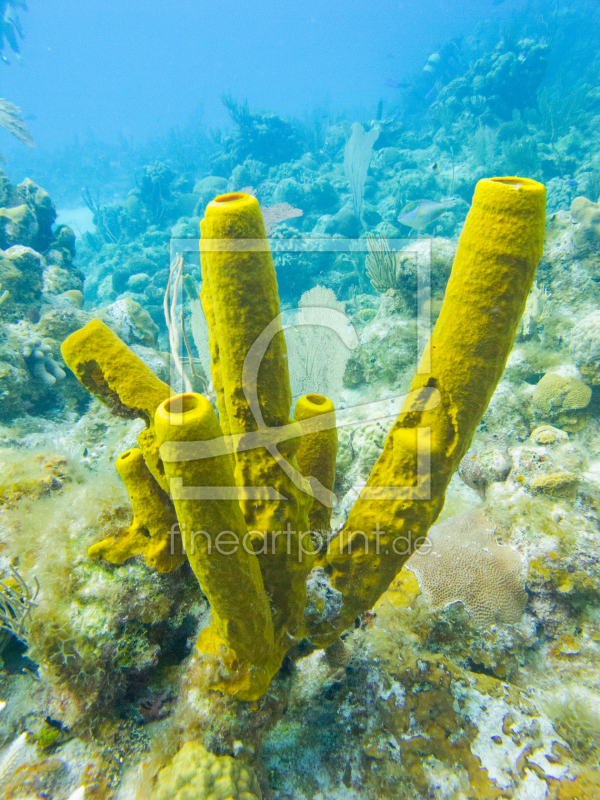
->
[210,94,303,175]
[434,38,549,122]
[7,11,600,797]
[0,171,93,420]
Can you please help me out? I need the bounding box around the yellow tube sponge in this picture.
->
[294,393,338,532]
[60,318,172,492]
[310,177,546,644]
[199,275,231,443]
[154,392,280,700]
[200,192,313,645]
[88,448,184,573]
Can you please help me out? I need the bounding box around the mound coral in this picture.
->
[153,741,262,800]
[61,178,546,700]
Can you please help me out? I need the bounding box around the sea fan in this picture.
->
[0,98,35,147]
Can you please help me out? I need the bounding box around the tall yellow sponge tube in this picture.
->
[154,392,279,700]
[200,192,313,647]
[309,177,547,644]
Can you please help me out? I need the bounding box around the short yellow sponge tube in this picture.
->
[154,392,280,700]
[60,318,172,492]
[309,177,547,644]
[294,393,338,532]
[88,447,184,573]
[60,318,170,423]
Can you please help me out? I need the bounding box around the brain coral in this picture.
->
[406,510,527,629]
[532,372,591,415]
[570,196,600,252]
[152,742,262,800]
[570,311,600,385]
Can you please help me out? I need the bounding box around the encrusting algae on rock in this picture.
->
[60,178,546,702]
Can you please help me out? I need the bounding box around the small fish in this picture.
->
[385,78,410,89]
[432,163,440,173]
[565,178,578,187]
[398,198,457,231]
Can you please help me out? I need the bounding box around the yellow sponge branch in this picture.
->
[60,318,170,424]
[88,447,184,573]
[309,177,546,644]
[294,393,338,532]
[60,318,172,492]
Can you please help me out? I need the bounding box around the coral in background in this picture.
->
[570,195,600,253]
[210,94,304,175]
[343,122,379,225]
[570,311,600,384]
[406,509,527,628]
[532,372,592,417]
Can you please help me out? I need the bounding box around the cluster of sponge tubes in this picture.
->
[60,180,546,701]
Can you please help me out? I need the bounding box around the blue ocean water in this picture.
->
[0,0,599,797]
